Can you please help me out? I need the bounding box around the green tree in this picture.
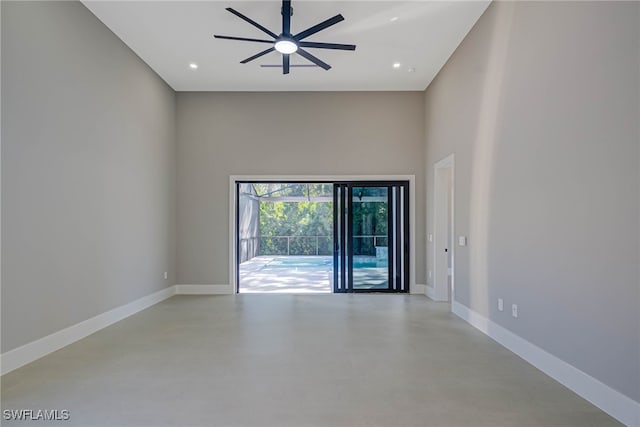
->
[256,184,333,255]
[255,184,389,256]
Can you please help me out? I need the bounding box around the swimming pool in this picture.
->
[267,256,388,269]
[268,257,332,268]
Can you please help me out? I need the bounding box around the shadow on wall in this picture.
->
[468,2,516,315]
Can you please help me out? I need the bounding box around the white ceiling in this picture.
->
[83,1,490,91]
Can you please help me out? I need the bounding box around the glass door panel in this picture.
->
[351,186,390,290]
[333,184,346,292]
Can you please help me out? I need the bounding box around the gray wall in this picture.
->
[424,1,639,402]
[176,92,425,286]
[1,1,176,352]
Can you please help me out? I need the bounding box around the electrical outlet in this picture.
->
[512,304,518,318]
[428,233,433,242]
[498,298,503,312]
[164,272,168,280]
[428,270,432,279]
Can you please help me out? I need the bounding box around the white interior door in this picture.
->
[433,155,454,302]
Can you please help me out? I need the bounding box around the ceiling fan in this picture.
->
[214,0,356,74]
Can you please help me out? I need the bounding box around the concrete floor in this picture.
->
[1,295,621,427]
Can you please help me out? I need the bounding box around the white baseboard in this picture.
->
[425,284,450,302]
[411,284,426,295]
[174,284,233,295]
[425,285,436,300]
[1,286,176,376]
[452,300,640,427]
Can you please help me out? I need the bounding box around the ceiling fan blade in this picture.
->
[282,0,291,35]
[261,64,318,68]
[283,54,290,75]
[214,35,274,44]
[225,7,278,39]
[294,14,344,41]
[299,42,356,51]
[296,48,331,70]
[240,47,276,64]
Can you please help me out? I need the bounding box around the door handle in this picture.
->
[445,248,448,252]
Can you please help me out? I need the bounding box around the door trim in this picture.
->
[432,155,455,303]
[229,175,416,294]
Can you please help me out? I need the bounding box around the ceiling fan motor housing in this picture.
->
[282,5,293,18]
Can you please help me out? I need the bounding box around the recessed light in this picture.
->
[189,63,198,70]
[393,63,401,69]
[408,67,416,73]
[390,16,399,22]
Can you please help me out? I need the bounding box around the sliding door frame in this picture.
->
[333,181,410,293]
[229,175,416,294]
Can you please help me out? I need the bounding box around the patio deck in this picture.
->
[239,256,332,293]
[239,255,389,293]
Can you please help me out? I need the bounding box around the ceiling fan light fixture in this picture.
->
[274,39,298,54]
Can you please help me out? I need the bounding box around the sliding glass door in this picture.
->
[333,181,409,293]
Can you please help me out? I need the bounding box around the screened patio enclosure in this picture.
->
[238,183,335,293]
[236,182,409,293]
